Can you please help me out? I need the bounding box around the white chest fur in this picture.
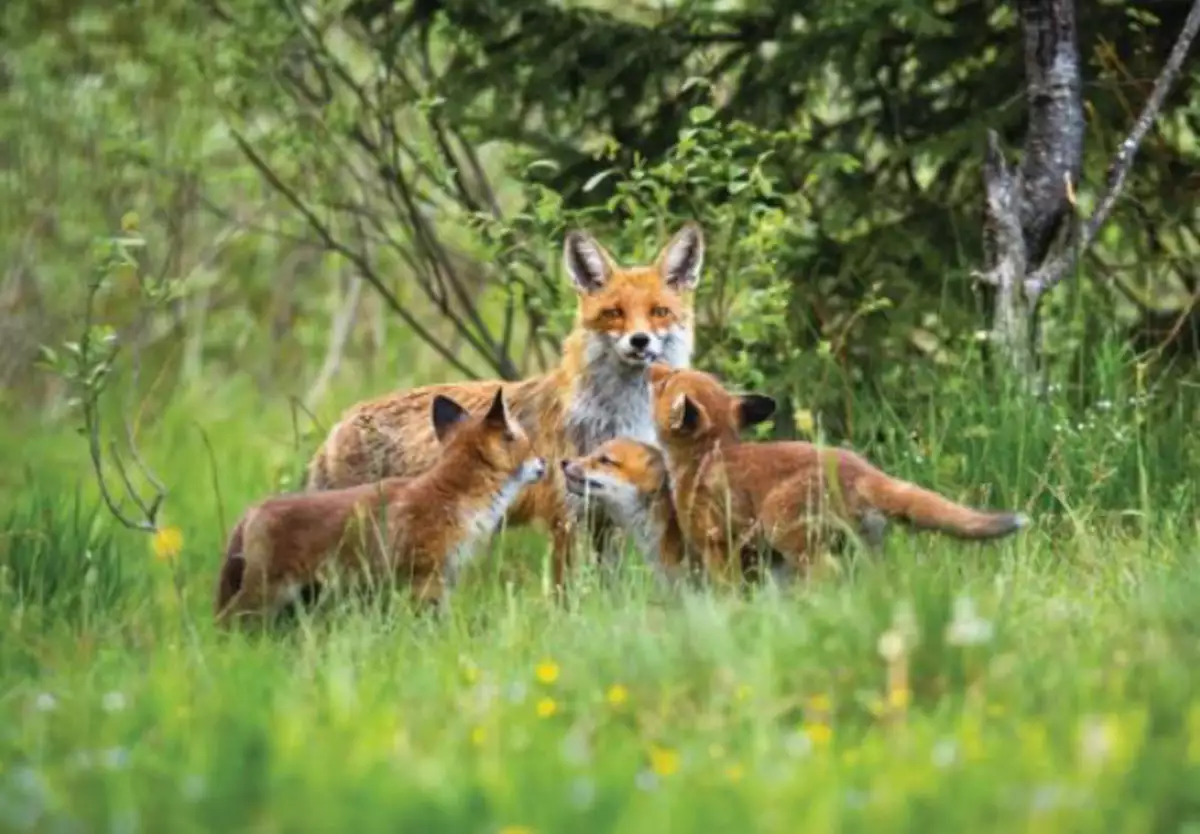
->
[563,329,691,456]
[446,476,526,583]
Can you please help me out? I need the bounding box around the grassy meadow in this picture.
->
[2,351,1200,833]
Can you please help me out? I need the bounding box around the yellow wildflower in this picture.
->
[805,722,833,747]
[724,763,744,782]
[735,683,752,702]
[649,744,680,777]
[534,661,559,685]
[888,686,912,711]
[536,697,557,718]
[459,656,480,685]
[794,408,816,436]
[470,726,486,746]
[606,684,628,707]
[151,526,183,561]
[498,826,534,834]
[806,693,832,713]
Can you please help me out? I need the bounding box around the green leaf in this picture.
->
[525,159,560,175]
[582,168,618,193]
[688,106,715,125]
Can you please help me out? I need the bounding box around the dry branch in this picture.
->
[1025,0,1200,302]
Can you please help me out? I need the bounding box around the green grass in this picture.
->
[2,365,1200,833]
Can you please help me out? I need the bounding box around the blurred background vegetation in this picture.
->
[2,0,1198,528]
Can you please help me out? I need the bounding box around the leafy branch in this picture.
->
[40,228,174,534]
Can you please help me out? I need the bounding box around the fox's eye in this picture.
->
[598,455,617,467]
[600,307,623,320]
[650,305,671,318]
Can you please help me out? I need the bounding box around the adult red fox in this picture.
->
[306,224,705,590]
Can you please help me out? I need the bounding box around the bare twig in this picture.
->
[227,126,480,380]
[253,4,522,379]
[194,422,228,546]
[289,395,326,459]
[305,267,364,411]
[1026,0,1200,301]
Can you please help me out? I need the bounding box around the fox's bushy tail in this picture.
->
[857,473,1028,540]
[214,518,247,616]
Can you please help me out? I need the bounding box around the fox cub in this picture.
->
[214,390,546,626]
[646,365,1028,579]
[561,437,792,586]
[561,437,688,582]
[305,224,706,590]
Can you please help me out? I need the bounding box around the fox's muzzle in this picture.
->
[615,331,662,365]
[524,457,548,483]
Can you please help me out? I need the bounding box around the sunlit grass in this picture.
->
[1,368,1198,831]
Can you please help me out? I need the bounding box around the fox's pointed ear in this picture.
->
[737,394,777,429]
[655,222,704,291]
[669,393,704,434]
[432,395,471,443]
[484,387,509,429]
[646,362,673,386]
[564,229,617,294]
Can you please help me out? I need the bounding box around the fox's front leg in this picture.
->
[536,469,581,601]
[549,512,578,601]
[694,533,740,588]
[410,570,448,616]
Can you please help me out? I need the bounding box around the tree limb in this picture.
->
[1015,0,1085,267]
[1026,0,1200,301]
[227,126,481,381]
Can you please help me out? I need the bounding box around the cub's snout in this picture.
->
[524,457,548,483]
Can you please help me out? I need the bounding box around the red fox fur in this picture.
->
[561,437,794,587]
[646,365,1029,580]
[215,390,546,626]
[562,437,688,583]
[305,224,705,590]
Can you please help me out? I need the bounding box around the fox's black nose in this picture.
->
[629,333,650,351]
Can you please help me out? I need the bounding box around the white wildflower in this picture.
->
[945,596,994,647]
[635,770,659,792]
[932,738,958,768]
[568,777,596,809]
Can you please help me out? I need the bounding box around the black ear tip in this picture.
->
[740,394,777,426]
[486,387,507,419]
[432,394,468,431]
